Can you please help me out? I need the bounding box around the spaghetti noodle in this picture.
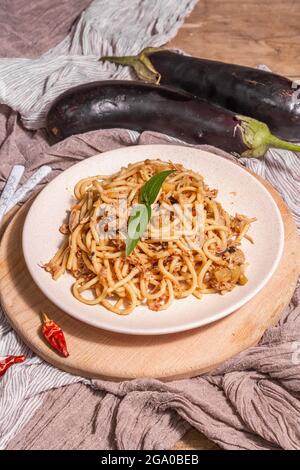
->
[45,159,255,314]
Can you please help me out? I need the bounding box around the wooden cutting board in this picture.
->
[0,176,299,381]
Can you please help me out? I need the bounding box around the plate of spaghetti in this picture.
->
[22,145,284,335]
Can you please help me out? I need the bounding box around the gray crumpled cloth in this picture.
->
[1,0,300,452]
[0,0,198,130]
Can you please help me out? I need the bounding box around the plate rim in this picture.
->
[22,144,285,335]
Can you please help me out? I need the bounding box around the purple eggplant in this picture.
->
[47,80,300,158]
[101,47,300,142]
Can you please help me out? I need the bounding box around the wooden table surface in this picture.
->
[168,0,300,450]
[169,0,300,81]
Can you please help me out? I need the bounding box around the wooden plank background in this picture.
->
[168,0,300,450]
[168,0,300,80]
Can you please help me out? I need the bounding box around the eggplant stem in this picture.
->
[100,47,164,84]
[237,115,300,158]
[266,134,300,153]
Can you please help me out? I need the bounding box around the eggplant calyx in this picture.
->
[237,115,300,158]
[100,47,164,84]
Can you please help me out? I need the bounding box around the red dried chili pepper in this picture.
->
[0,355,26,378]
[41,312,69,357]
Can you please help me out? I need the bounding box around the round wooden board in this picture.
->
[0,177,300,382]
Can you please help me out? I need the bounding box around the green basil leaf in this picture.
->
[125,171,174,256]
[141,170,174,206]
[125,204,151,256]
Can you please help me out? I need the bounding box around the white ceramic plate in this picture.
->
[22,145,284,335]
